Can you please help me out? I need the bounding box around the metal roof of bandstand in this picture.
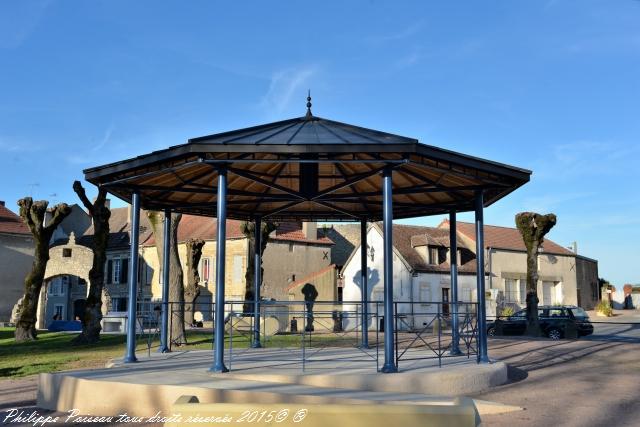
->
[84,100,531,222]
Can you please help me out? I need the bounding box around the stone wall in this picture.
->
[44,233,93,284]
[0,233,33,321]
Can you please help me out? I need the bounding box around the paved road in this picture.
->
[476,336,640,426]
[587,321,640,343]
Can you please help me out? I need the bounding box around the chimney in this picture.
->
[302,221,317,240]
[0,200,4,207]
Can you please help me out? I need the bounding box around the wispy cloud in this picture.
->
[565,34,640,54]
[367,21,424,44]
[92,124,115,152]
[260,66,318,115]
[522,191,595,212]
[394,48,422,70]
[0,0,52,49]
[0,137,42,153]
[534,140,640,180]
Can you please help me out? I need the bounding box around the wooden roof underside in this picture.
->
[85,116,531,221]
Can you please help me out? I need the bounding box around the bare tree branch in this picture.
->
[73,180,94,214]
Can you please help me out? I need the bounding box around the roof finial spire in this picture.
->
[305,90,312,119]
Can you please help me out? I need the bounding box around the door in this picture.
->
[542,282,553,306]
[73,299,86,321]
[442,288,450,316]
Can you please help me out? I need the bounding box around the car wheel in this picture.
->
[547,328,562,340]
[487,327,496,337]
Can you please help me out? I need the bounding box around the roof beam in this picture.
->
[226,166,306,200]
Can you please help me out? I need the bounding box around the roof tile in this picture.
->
[0,203,30,235]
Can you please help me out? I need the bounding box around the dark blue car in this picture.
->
[487,305,594,340]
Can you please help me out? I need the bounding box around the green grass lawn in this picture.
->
[0,327,358,379]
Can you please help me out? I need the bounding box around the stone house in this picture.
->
[39,206,334,330]
[0,201,34,322]
[340,223,478,331]
[338,220,599,331]
[447,220,600,312]
[0,201,90,324]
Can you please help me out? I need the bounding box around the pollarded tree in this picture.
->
[240,220,277,313]
[147,211,186,345]
[71,181,110,344]
[184,238,205,326]
[15,198,71,342]
[515,212,557,337]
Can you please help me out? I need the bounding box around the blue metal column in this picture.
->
[210,167,229,372]
[449,210,462,355]
[158,209,171,353]
[124,192,140,363]
[475,190,490,363]
[381,168,397,373]
[251,216,262,348]
[360,218,369,349]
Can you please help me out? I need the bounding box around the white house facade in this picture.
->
[341,223,480,331]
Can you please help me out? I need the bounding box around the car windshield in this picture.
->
[510,310,526,319]
[570,307,589,319]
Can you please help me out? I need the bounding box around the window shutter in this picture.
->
[107,260,113,284]
[121,258,129,284]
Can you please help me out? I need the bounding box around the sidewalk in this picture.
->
[586,309,640,322]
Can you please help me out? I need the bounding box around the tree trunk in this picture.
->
[184,238,205,325]
[525,248,541,337]
[15,198,71,342]
[240,220,277,313]
[72,181,110,344]
[148,211,186,345]
[515,212,557,337]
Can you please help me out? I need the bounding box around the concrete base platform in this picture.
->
[37,348,508,417]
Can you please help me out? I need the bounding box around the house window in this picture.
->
[146,265,153,285]
[62,248,72,257]
[111,297,128,312]
[137,258,144,284]
[113,259,121,284]
[106,260,113,284]
[53,304,64,320]
[428,247,439,265]
[419,282,431,304]
[232,255,243,284]
[111,258,129,284]
[49,277,66,296]
[519,280,527,304]
[200,258,211,284]
[505,279,518,303]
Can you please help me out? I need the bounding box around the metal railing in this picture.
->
[385,301,479,368]
[160,300,479,371]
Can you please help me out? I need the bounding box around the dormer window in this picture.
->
[428,247,439,265]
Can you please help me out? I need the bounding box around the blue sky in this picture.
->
[1,1,638,285]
